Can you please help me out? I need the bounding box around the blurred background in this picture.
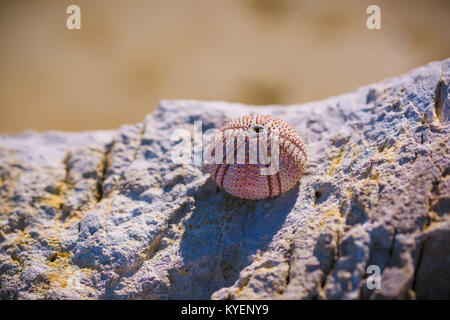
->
[0,0,449,133]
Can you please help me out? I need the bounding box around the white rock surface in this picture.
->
[0,59,449,299]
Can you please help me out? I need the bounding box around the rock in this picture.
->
[0,59,449,300]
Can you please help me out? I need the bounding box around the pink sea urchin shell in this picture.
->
[205,114,307,200]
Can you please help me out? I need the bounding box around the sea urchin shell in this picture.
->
[205,114,307,200]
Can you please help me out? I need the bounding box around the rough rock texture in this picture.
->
[1,59,449,300]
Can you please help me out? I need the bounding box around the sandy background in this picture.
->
[0,0,449,133]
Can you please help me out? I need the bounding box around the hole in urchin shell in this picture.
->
[248,124,267,136]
